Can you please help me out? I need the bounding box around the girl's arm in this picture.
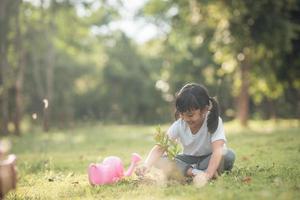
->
[204,140,225,179]
[136,145,165,176]
[144,144,165,169]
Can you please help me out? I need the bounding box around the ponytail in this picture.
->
[207,97,220,134]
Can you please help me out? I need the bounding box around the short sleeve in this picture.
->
[211,117,226,143]
[167,120,180,140]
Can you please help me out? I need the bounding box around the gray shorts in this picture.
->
[154,148,236,177]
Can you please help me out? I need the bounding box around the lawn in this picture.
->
[4,120,300,200]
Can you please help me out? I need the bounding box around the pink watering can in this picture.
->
[88,153,142,186]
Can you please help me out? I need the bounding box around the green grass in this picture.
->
[3,120,300,200]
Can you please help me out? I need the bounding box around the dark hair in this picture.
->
[175,83,220,134]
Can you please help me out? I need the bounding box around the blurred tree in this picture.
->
[13,0,25,136]
[142,0,231,118]
[1,0,299,133]
[21,0,119,130]
[75,32,168,123]
[0,0,23,135]
[142,0,300,125]
[279,0,300,119]
[0,0,11,135]
[218,0,299,125]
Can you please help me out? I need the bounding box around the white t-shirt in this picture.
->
[167,114,226,156]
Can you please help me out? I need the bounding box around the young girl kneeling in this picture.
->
[138,83,235,186]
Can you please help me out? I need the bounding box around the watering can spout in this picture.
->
[124,153,142,177]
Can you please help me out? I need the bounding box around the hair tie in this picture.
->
[208,97,213,110]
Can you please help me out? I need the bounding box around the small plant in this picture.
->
[153,126,181,160]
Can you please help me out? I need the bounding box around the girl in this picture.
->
[138,83,235,186]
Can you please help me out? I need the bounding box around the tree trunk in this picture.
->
[14,0,24,136]
[0,0,10,135]
[43,39,54,133]
[236,56,251,127]
[267,98,277,120]
[42,0,55,132]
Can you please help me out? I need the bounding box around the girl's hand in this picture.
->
[135,165,150,177]
[193,172,209,188]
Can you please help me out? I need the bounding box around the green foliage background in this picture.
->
[0,0,299,133]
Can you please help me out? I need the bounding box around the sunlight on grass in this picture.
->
[224,119,299,134]
[3,120,300,200]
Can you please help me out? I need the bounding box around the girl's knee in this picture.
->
[223,149,235,171]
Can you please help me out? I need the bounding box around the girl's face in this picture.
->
[180,108,207,131]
